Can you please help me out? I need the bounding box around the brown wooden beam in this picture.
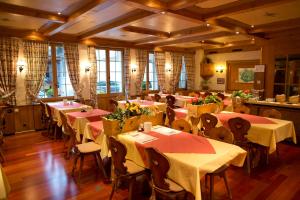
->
[202,0,297,20]
[153,31,233,46]
[124,0,167,12]
[78,9,154,39]
[168,0,210,10]
[122,25,170,38]
[0,2,67,23]
[170,25,212,38]
[44,0,119,36]
[133,36,162,45]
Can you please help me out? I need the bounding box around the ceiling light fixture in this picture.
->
[160,11,166,15]
[251,25,254,28]
[206,23,210,27]
[235,31,240,34]
[201,40,205,43]
[57,12,61,15]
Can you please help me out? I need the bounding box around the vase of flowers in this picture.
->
[189,94,222,116]
[232,90,253,108]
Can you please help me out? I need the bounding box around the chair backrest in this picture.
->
[190,116,201,126]
[207,126,234,144]
[40,101,47,119]
[200,113,218,135]
[84,99,96,108]
[172,119,191,133]
[234,105,250,114]
[59,111,73,135]
[109,99,118,112]
[217,93,225,100]
[145,147,170,190]
[166,95,176,108]
[228,117,251,143]
[204,91,212,97]
[109,137,128,176]
[154,94,161,102]
[166,107,175,127]
[261,109,282,119]
[45,104,53,118]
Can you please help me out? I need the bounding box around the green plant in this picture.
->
[204,94,222,104]
[232,90,253,99]
[192,98,204,105]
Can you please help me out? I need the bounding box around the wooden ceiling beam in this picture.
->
[43,0,119,36]
[249,17,300,34]
[122,26,170,38]
[167,0,210,10]
[133,36,162,45]
[170,25,213,38]
[78,9,154,39]
[0,2,67,23]
[153,31,233,46]
[202,0,297,20]
[124,0,167,12]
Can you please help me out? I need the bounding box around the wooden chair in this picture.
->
[0,108,8,163]
[59,111,74,159]
[145,147,187,200]
[200,113,218,136]
[166,95,176,108]
[172,119,191,133]
[228,117,253,174]
[166,107,176,127]
[234,105,250,114]
[40,101,49,128]
[205,126,234,200]
[71,126,108,184]
[204,91,212,97]
[109,137,148,200]
[190,116,201,135]
[154,94,161,102]
[109,99,118,112]
[217,92,225,100]
[45,104,58,140]
[261,109,282,119]
[84,99,96,108]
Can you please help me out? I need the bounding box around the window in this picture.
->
[39,44,74,98]
[178,56,187,89]
[142,53,159,91]
[95,49,123,94]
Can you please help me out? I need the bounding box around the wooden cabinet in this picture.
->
[274,54,300,96]
[14,105,35,132]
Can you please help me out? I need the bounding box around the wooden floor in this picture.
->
[2,131,300,200]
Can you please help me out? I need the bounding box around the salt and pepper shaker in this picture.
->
[138,123,144,132]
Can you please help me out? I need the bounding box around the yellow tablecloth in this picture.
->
[118,99,167,112]
[47,102,92,127]
[0,165,10,200]
[216,111,297,154]
[117,127,247,200]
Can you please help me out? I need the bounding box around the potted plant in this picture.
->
[231,90,253,107]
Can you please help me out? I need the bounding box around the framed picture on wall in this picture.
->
[238,68,255,83]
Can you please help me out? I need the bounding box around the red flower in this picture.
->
[244,89,250,94]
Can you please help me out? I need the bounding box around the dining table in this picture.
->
[66,109,111,142]
[46,101,92,127]
[115,125,247,200]
[148,94,196,107]
[215,111,297,154]
[0,164,10,200]
[118,99,167,112]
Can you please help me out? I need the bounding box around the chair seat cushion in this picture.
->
[165,178,184,192]
[76,142,101,153]
[125,160,145,174]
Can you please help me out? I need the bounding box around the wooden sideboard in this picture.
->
[245,101,300,144]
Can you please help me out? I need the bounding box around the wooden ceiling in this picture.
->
[0,0,300,50]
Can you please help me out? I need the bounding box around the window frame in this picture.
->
[38,43,75,100]
[95,47,124,96]
[178,56,187,90]
[142,52,159,93]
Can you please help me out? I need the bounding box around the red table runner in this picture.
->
[67,109,111,126]
[88,121,103,139]
[215,112,276,128]
[135,131,215,165]
[174,108,188,119]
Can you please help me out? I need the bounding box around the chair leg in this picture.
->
[128,176,136,200]
[72,153,79,176]
[210,175,214,200]
[247,150,251,175]
[222,171,232,199]
[96,153,110,182]
[109,178,117,200]
[0,149,4,163]
[78,155,84,184]
[66,135,75,159]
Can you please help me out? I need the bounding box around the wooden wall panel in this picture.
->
[33,104,46,130]
[14,105,34,132]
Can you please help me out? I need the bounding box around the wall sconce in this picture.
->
[131,68,136,73]
[216,65,224,73]
[165,63,171,72]
[17,60,25,72]
[130,63,137,73]
[85,63,91,72]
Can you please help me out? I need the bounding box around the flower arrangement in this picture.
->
[232,90,253,99]
[105,102,151,130]
[192,98,204,105]
[191,94,222,105]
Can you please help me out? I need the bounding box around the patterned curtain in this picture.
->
[88,46,97,107]
[185,53,195,90]
[0,37,19,105]
[135,49,148,94]
[170,52,183,93]
[154,51,166,93]
[64,43,82,98]
[24,40,48,102]
[124,48,131,97]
